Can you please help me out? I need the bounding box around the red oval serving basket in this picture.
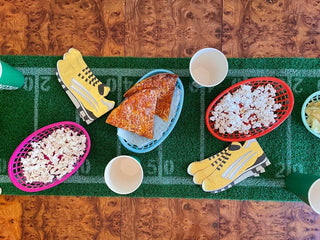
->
[205,77,294,142]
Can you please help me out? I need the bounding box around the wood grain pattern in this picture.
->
[220,200,320,240]
[121,198,219,239]
[220,200,288,240]
[286,202,320,240]
[223,0,320,58]
[0,196,22,240]
[2,196,320,239]
[125,0,222,57]
[0,195,121,240]
[1,0,320,239]
[0,0,124,56]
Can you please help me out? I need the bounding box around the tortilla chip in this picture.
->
[124,73,178,122]
[106,89,158,139]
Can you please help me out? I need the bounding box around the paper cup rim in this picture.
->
[189,48,228,87]
[104,155,143,195]
[308,178,320,214]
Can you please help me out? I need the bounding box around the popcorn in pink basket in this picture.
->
[21,127,87,183]
[210,84,281,134]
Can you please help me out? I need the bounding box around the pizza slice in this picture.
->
[106,88,158,139]
[124,73,178,122]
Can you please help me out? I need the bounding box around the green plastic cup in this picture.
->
[0,61,25,90]
[285,173,320,214]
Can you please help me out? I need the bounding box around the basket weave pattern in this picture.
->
[206,77,294,142]
[8,121,91,192]
[118,69,184,153]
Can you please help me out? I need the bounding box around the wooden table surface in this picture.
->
[1,0,320,239]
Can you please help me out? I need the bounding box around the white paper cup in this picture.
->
[285,173,320,214]
[104,155,143,195]
[309,179,320,214]
[189,48,228,88]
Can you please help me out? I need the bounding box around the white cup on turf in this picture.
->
[189,48,228,88]
[285,173,320,214]
[104,155,143,195]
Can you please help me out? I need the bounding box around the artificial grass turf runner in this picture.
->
[0,55,319,201]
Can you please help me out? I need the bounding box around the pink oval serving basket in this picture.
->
[8,121,91,192]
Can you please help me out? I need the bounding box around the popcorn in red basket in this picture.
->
[210,84,281,134]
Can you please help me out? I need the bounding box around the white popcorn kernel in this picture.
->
[21,127,87,184]
[211,84,281,134]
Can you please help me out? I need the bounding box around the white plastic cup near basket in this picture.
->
[189,48,228,88]
[104,155,143,195]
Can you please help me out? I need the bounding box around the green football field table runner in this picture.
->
[0,55,319,201]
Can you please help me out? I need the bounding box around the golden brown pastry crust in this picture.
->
[124,73,178,122]
[106,88,158,139]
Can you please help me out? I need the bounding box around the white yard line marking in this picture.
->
[0,176,11,182]
[158,144,163,177]
[286,116,292,175]
[200,88,205,160]
[17,68,191,79]
[286,77,293,175]
[0,173,284,188]
[116,139,122,156]
[116,74,122,157]
[227,69,320,77]
[75,109,80,123]
[62,175,285,188]
[15,67,320,78]
[34,75,39,131]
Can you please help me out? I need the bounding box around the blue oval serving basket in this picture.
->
[118,69,184,153]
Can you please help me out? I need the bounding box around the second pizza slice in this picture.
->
[124,73,178,122]
[106,88,158,139]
